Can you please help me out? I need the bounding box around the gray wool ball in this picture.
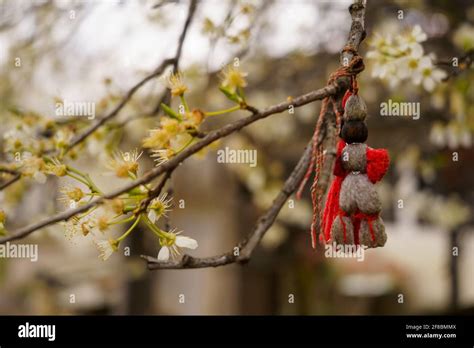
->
[343,94,367,121]
[339,173,382,215]
[342,143,367,173]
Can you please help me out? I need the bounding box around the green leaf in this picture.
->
[219,86,242,104]
[161,103,181,121]
[128,187,145,196]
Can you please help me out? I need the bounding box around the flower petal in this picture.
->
[175,236,198,249]
[423,77,435,92]
[157,246,170,261]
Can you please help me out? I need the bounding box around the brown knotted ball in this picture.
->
[341,120,368,144]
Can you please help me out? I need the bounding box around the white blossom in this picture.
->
[18,152,47,184]
[398,25,427,51]
[412,57,447,92]
[157,230,198,262]
[147,192,172,223]
[367,25,446,92]
[94,239,119,261]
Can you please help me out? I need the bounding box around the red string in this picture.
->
[353,212,378,242]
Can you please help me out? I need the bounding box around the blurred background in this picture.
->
[0,0,473,315]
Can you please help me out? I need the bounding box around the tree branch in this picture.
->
[0,84,337,244]
[143,143,312,269]
[0,173,21,191]
[144,0,367,270]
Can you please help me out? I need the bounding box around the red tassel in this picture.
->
[321,144,390,246]
[321,176,344,243]
[321,140,347,243]
[366,148,390,183]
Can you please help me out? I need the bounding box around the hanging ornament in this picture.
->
[321,89,390,248]
[297,49,389,249]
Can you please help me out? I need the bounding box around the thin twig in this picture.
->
[135,170,174,216]
[435,49,474,81]
[65,58,176,152]
[173,0,197,72]
[0,173,21,191]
